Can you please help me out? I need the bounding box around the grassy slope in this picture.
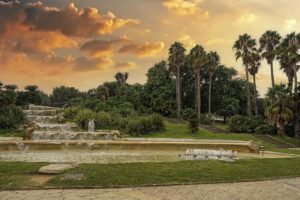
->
[48,158,300,188]
[0,129,25,138]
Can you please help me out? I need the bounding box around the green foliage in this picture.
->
[94,112,112,129]
[0,90,17,106]
[126,114,164,136]
[255,124,276,135]
[50,86,84,107]
[0,106,25,129]
[188,118,199,134]
[63,106,81,121]
[200,113,214,125]
[181,108,196,121]
[228,115,265,133]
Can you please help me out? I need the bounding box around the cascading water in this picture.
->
[25,104,116,140]
[88,119,95,132]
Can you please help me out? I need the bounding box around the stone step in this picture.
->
[28,104,58,111]
[35,123,81,132]
[24,109,58,116]
[32,131,116,140]
[27,115,58,124]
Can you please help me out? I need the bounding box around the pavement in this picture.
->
[1,177,300,200]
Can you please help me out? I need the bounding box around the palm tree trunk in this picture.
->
[277,121,285,136]
[176,65,182,119]
[288,76,293,95]
[270,61,275,87]
[293,64,300,138]
[245,65,252,116]
[208,73,212,114]
[253,74,258,115]
[196,68,201,121]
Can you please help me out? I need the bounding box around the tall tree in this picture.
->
[265,84,293,135]
[259,30,281,88]
[114,72,129,86]
[168,42,186,119]
[233,34,256,116]
[206,51,220,114]
[3,84,18,91]
[278,32,300,137]
[248,49,261,115]
[187,45,206,120]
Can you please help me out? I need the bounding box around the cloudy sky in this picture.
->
[0,0,299,95]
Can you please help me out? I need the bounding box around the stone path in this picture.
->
[1,177,300,200]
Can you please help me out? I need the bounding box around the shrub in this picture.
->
[74,108,95,130]
[200,113,214,125]
[0,106,25,129]
[188,118,199,134]
[228,115,266,133]
[255,124,276,135]
[63,107,81,121]
[182,108,196,121]
[94,112,112,129]
[126,114,164,136]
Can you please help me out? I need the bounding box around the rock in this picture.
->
[39,163,78,174]
[56,115,65,124]
[25,127,34,140]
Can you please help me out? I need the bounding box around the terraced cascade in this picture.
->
[24,104,116,140]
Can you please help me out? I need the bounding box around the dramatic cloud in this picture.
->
[178,34,196,50]
[80,36,130,57]
[118,41,165,57]
[163,0,200,15]
[0,1,139,38]
[74,57,112,71]
[24,2,139,37]
[114,61,137,70]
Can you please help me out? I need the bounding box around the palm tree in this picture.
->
[0,82,3,90]
[259,30,281,88]
[4,84,18,91]
[188,45,206,120]
[168,42,186,119]
[206,51,220,114]
[277,33,300,138]
[233,34,256,116]
[25,85,38,92]
[265,84,293,135]
[248,49,261,115]
[114,72,129,86]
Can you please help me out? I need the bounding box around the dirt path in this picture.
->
[1,177,299,200]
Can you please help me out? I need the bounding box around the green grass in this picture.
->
[48,158,300,188]
[0,162,46,189]
[0,129,25,138]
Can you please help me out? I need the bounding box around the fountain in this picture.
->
[88,119,95,132]
[184,149,237,161]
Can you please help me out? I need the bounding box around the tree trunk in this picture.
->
[288,76,293,95]
[176,65,182,119]
[245,65,252,117]
[196,68,201,121]
[270,61,275,88]
[277,121,285,136]
[253,74,258,115]
[293,64,300,138]
[208,73,212,114]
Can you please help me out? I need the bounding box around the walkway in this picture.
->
[1,177,300,200]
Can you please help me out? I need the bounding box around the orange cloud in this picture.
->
[163,0,200,15]
[114,61,137,70]
[80,36,130,57]
[118,41,165,57]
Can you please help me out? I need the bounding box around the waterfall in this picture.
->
[88,119,95,132]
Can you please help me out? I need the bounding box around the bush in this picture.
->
[200,113,214,125]
[74,108,95,130]
[0,106,25,129]
[63,107,81,121]
[255,124,276,135]
[188,118,199,134]
[228,115,266,133]
[126,114,164,136]
[182,108,196,121]
[94,112,112,129]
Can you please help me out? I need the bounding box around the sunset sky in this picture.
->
[1,0,300,95]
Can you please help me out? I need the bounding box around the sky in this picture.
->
[0,0,300,95]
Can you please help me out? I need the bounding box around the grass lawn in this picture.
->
[0,129,25,138]
[0,158,299,190]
